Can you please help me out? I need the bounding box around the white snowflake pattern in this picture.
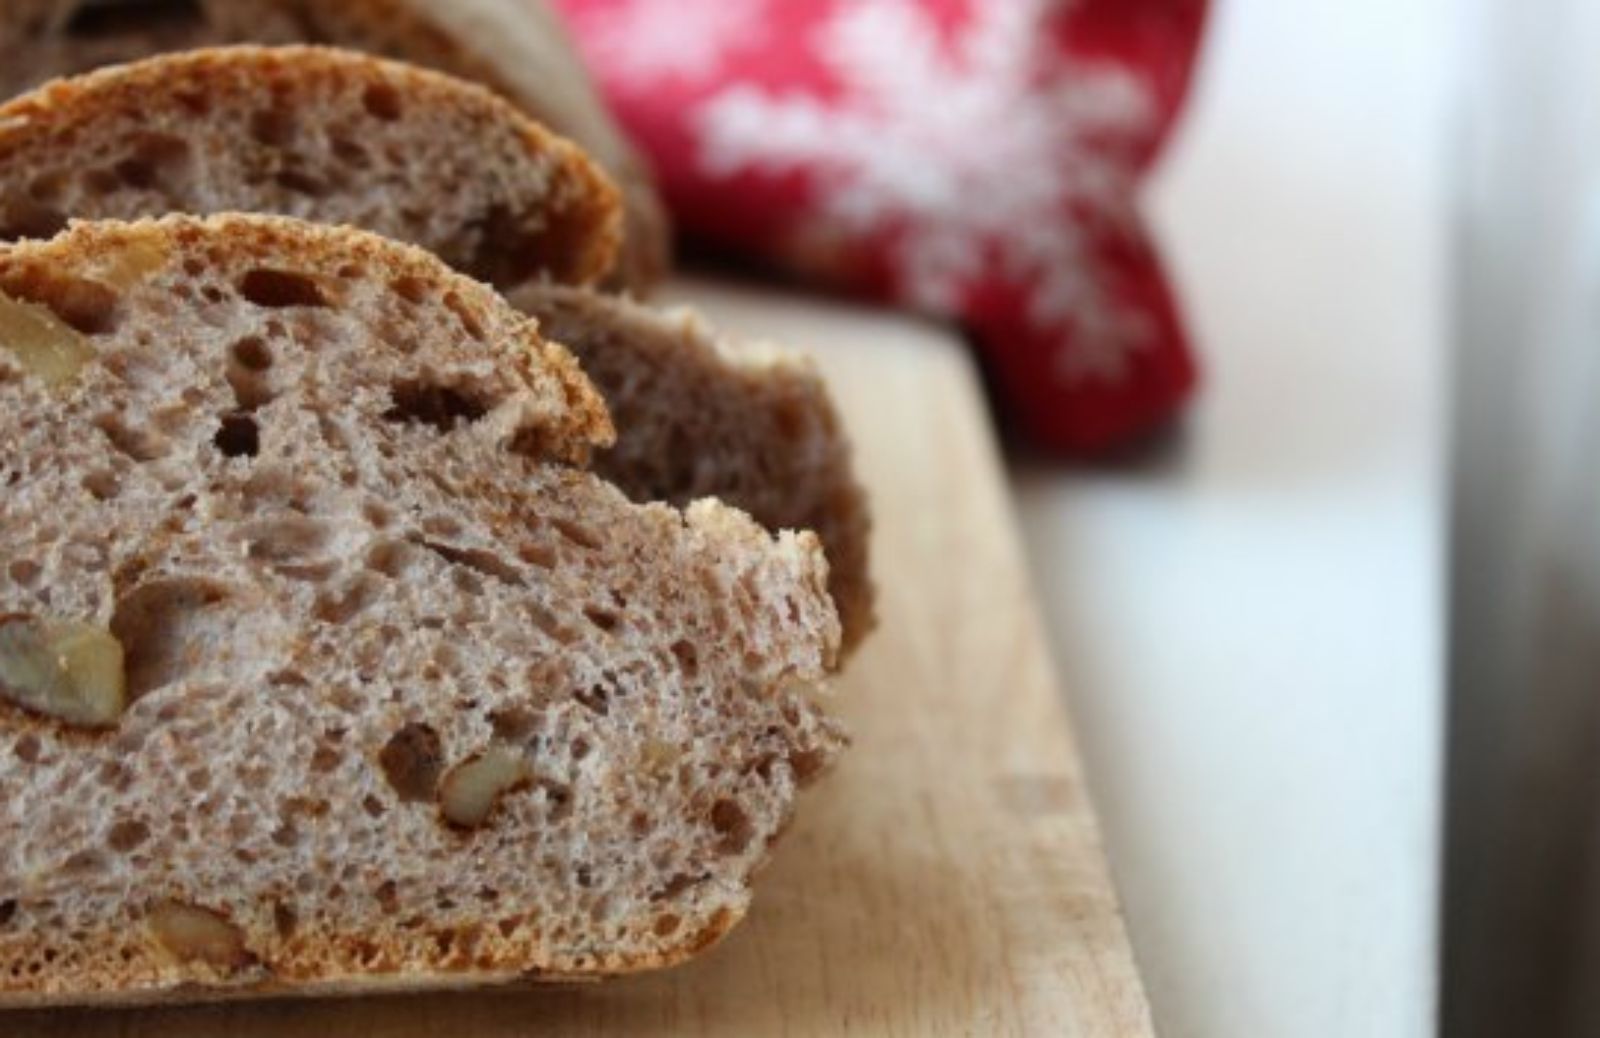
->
[574,0,771,92]
[694,0,1157,383]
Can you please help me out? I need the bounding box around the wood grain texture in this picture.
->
[8,280,1152,1036]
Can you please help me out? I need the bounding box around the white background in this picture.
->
[1013,1,1451,1034]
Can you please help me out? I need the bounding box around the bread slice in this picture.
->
[0,46,621,290]
[0,214,844,1006]
[512,285,877,654]
[0,45,878,656]
[0,0,669,292]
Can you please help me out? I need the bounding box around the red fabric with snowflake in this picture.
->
[553,0,1208,453]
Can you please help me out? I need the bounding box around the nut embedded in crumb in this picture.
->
[439,747,534,828]
[90,235,172,291]
[0,614,126,727]
[147,901,252,969]
[0,291,94,387]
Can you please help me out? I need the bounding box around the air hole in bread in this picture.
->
[273,902,297,938]
[25,172,66,205]
[93,414,167,462]
[275,168,330,198]
[651,872,704,903]
[517,542,557,570]
[710,799,754,855]
[109,577,233,699]
[363,82,404,121]
[421,515,462,539]
[671,639,700,677]
[485,707,534,743]
[0,900,15,927]
[231,336,273,372]
[308,743,341,774]
[239,268,330,309]
[106,819,149,853]
[314,574,380,625]
[391,275,430,305]
[573,684,610,717]
[1,270,119,334]
[378,723,444,802]
[443,292,485,341]
[98,760,130,790]
[13,734,41,764]
[113,134,191,192]
[81,169,120,197]
[64,0,203,38]
[249,108,295,149]
[7,559,41,588]
[213,413,260,458]
[384,378,489,433]
[270,817,299,848]
[332,137,371,169]
[583,607,619,633]
[551,517,602,551]
[361,501,394,529]
[365,539,418,578]
[174,89,210,117]
[789,747,828,785]
[0,200,67,241]
[528,605,576,645]
[417,539,525,589]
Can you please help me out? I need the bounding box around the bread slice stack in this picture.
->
[0,0,670,291]
[0,45,872,1006]
[0,45,877,652]
[0,213,846,1005]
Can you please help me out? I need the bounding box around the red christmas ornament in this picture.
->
[556,0,1208,453]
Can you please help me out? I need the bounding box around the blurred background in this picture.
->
[550,0,1599,1034]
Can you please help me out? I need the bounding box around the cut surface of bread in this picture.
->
[0,0,669,291]
[513,285,877,654]
[0,215,843,1006]
[0,45,876,655]
[0,45,621,289]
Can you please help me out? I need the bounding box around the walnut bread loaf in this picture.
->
[0,0,670,292]
[513,285,877,653]
[0,45,622,290]
[0,214,845,1006]
[0,45,879,656]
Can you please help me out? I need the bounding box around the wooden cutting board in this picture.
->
[12,280,1153,1037]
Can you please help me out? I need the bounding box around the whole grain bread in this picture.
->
[513,285,877,653]
[0,46,621,290]
[0,214,844,1006]
[0,0,669,291]
[0,46,878,654]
